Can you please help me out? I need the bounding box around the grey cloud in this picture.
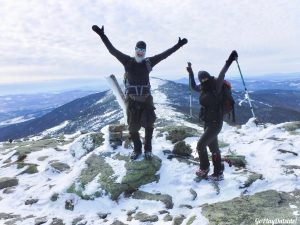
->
[0,0,299,84]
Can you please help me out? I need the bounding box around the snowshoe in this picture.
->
[144,151,153,160]
[130,151,142,160]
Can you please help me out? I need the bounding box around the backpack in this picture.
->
[221,80,236,123]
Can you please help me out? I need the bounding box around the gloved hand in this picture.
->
[178,37,188,46]
[92,25,104,36]
[228,50,238,62]
[186,62,193,74]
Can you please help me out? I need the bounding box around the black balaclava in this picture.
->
[198,71,213,92]
[135,41,146,63]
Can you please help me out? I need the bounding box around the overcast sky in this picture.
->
[0,0,299,85]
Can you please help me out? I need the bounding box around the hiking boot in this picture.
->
[130,131,142,160]
[209,162,224,181]
[144,151,153,160]
[130,151,142,160]
[208,172,224,181]
[195,168,210,179]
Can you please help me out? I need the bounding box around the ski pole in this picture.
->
[235,60,256,120]
[189,75,192,117]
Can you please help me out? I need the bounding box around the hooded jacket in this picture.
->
[188,60,233,122]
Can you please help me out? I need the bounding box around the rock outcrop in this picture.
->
[201,189,300,225]
[68,152,162,200]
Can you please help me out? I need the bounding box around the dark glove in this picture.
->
[186,62,193,74]
[178,37,188,46]
[228,50,238,62]
[92,25,104,36]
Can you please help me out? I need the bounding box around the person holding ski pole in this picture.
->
[92,25,188,160]
[186,50,238,181]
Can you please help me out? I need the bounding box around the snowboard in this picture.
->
[106,74,127,120]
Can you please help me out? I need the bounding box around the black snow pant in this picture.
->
[126,95,156,153]
[197,120,223,174]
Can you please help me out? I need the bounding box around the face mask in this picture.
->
[135,47,146,63]
[201,79,212,92]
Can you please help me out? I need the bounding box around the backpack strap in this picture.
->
[145,58,152,73]
[124,58,152,97]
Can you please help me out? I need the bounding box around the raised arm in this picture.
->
[216,50,238,93]
[187,62,201,92]
[92,25,130,66]
[149,37,188,67]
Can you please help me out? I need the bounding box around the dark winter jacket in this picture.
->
[188,60,233,122]
[99,33,184,86]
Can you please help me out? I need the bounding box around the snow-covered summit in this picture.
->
[0,78,299,224]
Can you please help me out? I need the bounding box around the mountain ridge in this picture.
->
[0,77,299,142]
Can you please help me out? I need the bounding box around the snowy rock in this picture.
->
[0,213,19,220]
[240,172,263,188]
[282,165,300,175]
[108,124,127,149]
[186,215,197,225]
[159,210,169,214]
[3,187,15,194]
[109,132,122,141]
[17,163,38,174]
[126,207,138,216]
[50,193,59,201]
[277,149,298,156]
[126,215,133,221]
[70,133,104,159]
[201,189,300,225]
[37,156,49,161]
[25,198,38,205]
[109,124,126,133]
[222,154,247,168]
[120,154,161,190]
[68,153,161,200]
[97,212,109,219]
[14,138,61,157]
[179,204,193,209]
[65,199,74,211]
[50,218,65,225]
[50,162,70,172]
[35,216,48,225]
[162,149,172,155]
[71,215,86,225]
[110,220,128,225]
[134,212,158,222]
[172,141,192,156]
[281,121,300,133]
[2,217,22,225]
[173,215,186,225]
[189,188,197,200]
[0,177,18,189]
[158,125,200,144]
[163,214,173,222]
[132,190,173,209]
[16,152,27,162]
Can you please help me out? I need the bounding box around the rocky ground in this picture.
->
[0,119,299,225]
